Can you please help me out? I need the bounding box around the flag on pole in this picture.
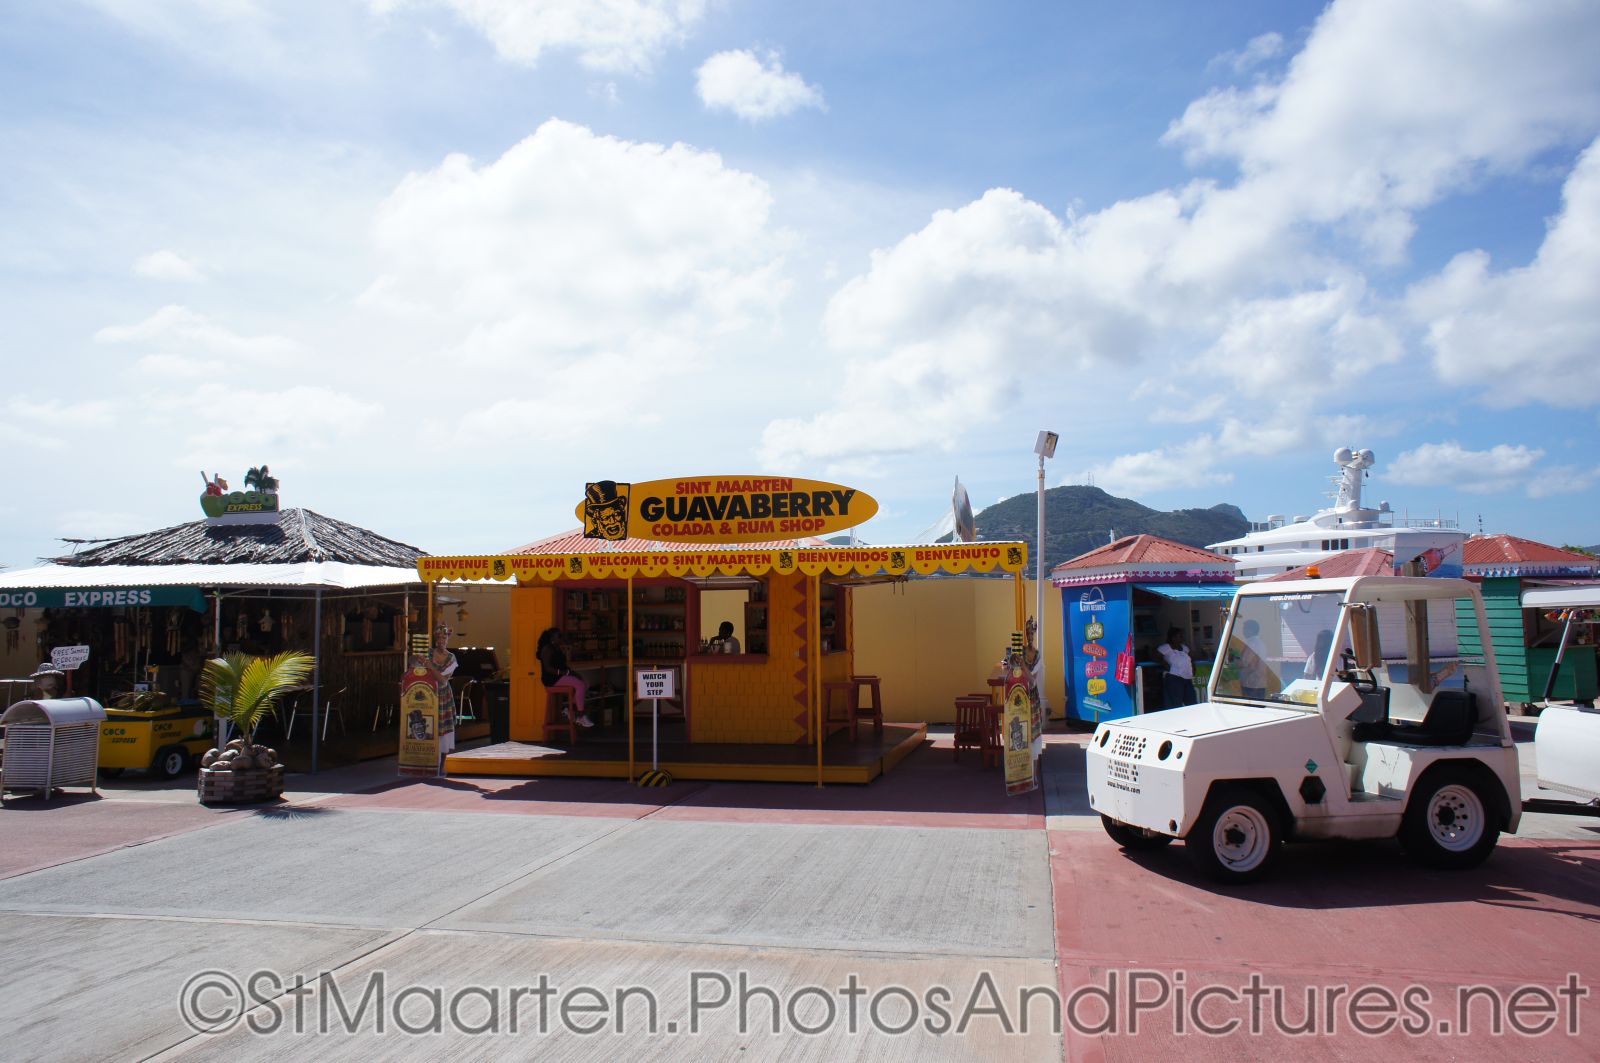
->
[953,477,976,543]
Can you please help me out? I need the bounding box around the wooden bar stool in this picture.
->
[980,701,1002,769]
[953,695,989,761]
[847,675,883,739]
[543,687,577,746]
[821,681,855,739]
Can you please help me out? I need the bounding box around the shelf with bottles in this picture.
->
[744,600,769,655]
[819,583,848,655]
[634,611,688,633]
[632,585,688,607]
[561,588,625,663]
[633,635,686,659]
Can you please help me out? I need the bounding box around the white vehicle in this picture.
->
[1087,575,1523,882]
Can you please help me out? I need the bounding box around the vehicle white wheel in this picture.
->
[1425,785,1484,852]
[1186,785,1281,883]
[156,747,189,779]
[1213,806,1272,871]
[1400,767,1503,869]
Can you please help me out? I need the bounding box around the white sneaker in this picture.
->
[576,715,596,728]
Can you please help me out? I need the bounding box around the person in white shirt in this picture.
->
[711,620,741,654]
[1236,618,1269,700]
[1157,628,1196,708]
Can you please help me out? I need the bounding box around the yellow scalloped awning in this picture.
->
[418,542,1028,583]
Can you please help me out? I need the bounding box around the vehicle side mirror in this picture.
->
[1348,604,1380,671]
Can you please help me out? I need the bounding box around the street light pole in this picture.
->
[1034,430,1059,718]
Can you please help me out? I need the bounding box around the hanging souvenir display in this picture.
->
[258,608,275,635]
[35,611,50,654]
[3,614,19,653]
[113,614,131,665]
[135,609,152,657]
[166,610,183,655]
[360,602,379,645]
[280,608,296,643]
[235,607,249,642]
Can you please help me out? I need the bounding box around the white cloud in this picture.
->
[1165,0,1600,260]
[0,398,118,450]
[93,305,301,361]
[133,249,206,282]
[759,185,1391,467]
[134,354,225,377]
[387,0,706,74]
[1200,276,1403,396]
[1408,136,1600,407]
[1387,441,1544,494]
[1527,464,1600,499]
[1078,439,1234,498]
[1080,409,1380,500]
[54,509,149,540]
[1212,31,1285,76]
[696,49,825,121]
[161,382,383,471]
[761,0,1600,472]
[364,119,789,375]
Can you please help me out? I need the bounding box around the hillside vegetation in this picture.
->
[962,486,1249,573]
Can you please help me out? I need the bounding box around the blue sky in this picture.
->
[1,0,1597,567]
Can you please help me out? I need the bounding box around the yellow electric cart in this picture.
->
[99,703,215,778]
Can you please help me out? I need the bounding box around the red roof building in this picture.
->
[1264,547,1395,582]
[1462,535,1599,579]
[1051,534,1235,586]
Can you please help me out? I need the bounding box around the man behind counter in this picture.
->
[709,621,741,654]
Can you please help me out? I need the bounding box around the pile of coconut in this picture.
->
[200,738,280,772]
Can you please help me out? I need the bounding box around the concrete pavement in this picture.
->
[0,726,1592,1060]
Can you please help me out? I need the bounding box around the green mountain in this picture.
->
[962,486,1249,573]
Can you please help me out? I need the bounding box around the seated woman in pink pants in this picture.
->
[536,627,594,727]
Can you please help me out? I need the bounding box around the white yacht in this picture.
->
[1209,447,1467,581]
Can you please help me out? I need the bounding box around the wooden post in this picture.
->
[310,588,323,775]
[627,575,635,783]
[1401,560,1432,694]
[1013,569,1026,631]
[814,573,823,787]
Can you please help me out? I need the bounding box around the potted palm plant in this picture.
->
[196,650,314,804]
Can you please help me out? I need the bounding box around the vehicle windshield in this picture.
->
[1213,591,1345,707]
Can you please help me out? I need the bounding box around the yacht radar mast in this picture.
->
[1331,446,1375,516]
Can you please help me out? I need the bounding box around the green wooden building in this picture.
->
[1458,536,1598,707]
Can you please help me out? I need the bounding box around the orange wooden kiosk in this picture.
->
[416,535,1030,784]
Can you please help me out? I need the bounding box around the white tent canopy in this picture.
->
[1522,583,1600,610]
[0,561,419,591]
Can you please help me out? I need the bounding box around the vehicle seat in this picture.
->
[1347,682,1392,742]
[1387,689,1478,746]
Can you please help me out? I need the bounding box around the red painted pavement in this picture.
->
[319,775,693,819]
[1051,829,1600,1060]
[332,736,1045,829]
[0,795,246,880]
[655,741,1045,829]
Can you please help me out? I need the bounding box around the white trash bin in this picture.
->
[0,697,107,802]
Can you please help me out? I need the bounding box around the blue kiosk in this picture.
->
[1052,535,1238,723]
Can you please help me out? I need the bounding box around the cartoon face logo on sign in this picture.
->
[583,481,632,541]
[574,476,879,545]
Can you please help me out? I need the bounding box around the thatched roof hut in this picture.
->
[52,509,422,569]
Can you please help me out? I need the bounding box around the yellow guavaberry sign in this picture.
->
[576,476,879,544]
[418,542,1028,584]
[397,666,440,777]
[1003,681,1037,796]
